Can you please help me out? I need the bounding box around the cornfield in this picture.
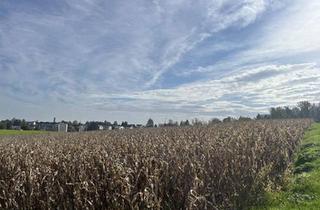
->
[0,119,312,210]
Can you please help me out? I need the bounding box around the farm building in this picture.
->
[58,123,68,132]
[37,122,58,131]
[11,125,21,130]
[27,121,37,130]
[98,125,104,130]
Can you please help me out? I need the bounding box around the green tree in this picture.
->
[21,119,30,130]
[298,101,312,118]
[223,116,234,123]
[180,120,190,126]
[0,121,6,129]
[209,118,221,124]
[146,118,154,127]
[238,116,251,121]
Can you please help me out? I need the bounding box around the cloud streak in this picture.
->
[89,63,320,117]
[0,0,319,122]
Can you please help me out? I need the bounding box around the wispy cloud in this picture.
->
[89,63,320,117]
[0,0,319,122]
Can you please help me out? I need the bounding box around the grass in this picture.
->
[251,123,320,210]
[0,129,47,135]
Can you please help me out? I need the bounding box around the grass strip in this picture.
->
[252,123,320,210]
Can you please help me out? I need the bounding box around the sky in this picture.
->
[0,0,320,123]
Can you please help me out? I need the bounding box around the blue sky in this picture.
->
[0,0,320,123]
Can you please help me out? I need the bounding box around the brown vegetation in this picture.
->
[0,119,312,210]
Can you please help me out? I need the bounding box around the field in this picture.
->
[0,119,312,209]
[0,129,47,136]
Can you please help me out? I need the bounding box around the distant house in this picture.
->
[58,123,68,132]
[37,122,68,132]
[78,124,111,132]
[12,125,21,130]
[37,122,58,131]
[127,124,136,129]
[112,125,124,130]
[27,121,37,130]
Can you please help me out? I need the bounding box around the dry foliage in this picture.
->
[0,119,312,210]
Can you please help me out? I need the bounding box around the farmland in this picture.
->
[0,119,312,209]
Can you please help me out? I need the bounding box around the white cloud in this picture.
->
[0,0,273,99]
[88,63,320,118]
[229,0,320,66]
[1,0,320,122]
[145,0,272,86]
[179,0,320,79]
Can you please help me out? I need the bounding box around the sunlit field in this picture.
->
[0,119,311,209]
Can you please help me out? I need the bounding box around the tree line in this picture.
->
[1,101,319,131]
[257,101,320,121]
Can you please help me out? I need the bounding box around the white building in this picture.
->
[12,125,21,130]
[58,123,68,132]
[98,125,104,130]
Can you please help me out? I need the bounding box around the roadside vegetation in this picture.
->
[252,123,320,210]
